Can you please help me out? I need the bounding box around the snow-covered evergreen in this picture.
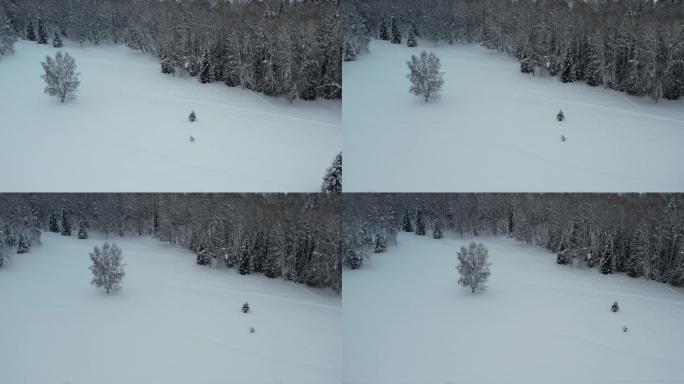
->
[37,18,48,45]
[321,152,342,193]
[415,209,426,236]
[51,32,62,48]
[60,211,71,236]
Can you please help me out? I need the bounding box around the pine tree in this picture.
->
[161,56,174,75]
[61,211,71,236]
[78,220,88,240]
[402,210,413,232]
[600,236,614,274]
[560,47,576,83]
[49,212,60,232]
[520,52,535,74]
[37,18,48,45]
[196,246,211,265]
[611,301,619,312]
[626,222,650,278]
[407,51,445,102]
[26,18,36,41]
[433,220,443,239]
[379,19,389,41]
[0,11,17,58]
[17,235,30,254]
[242,301,250,313]
[390,17,401,44]
[415,209,426,236]
[321,152,342,193]
[407,25,417,48]
[239,238,251,275]
[89,243,125,294]
[189,111,196,122]
[199,50,211,84]
[557,110,565,122]
[52,32,63,48]
[585,34,603,87]
[374,234,386,253]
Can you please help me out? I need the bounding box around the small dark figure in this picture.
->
[561,134,567,142]
[242,302,250,313]
[622,326,628,332]
[189,136,195,143]
[611,301,619,312]
[250,326,255,333]
[189,111,196,122]
[557,110,565,122]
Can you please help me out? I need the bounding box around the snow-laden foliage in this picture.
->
[0,194,342,293]
[41,52,80,102]
[347,0,684,101]
[344,194,684,287]
[406,51,444,102]
[7,0,341,101]
[51,32,62,48]
[89,242,125,294]
[456,242,491,293]
[0,9,16,59]
[321,152,342,193]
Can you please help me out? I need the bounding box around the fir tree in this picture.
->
[242,301,250,313]
[61,211,71,236]
[407,25,417,48]
[189,111,196,122]
[321,152,342,193]
[379,19,389,41]
[520,53,535,74]
[585,34,603,87]
[611,301,619,312]
[239,238,251,275]
[557,110,565,122]
[560,47,576,83]
[37,18,48,45]
[390,17,401,44]
[160,56,174,75]
[196,246,211,265]
[26,18,36,41]
[402,210,413,232]
[17,235,30,254]
[433,220,443,239]
[78,220,88,240]
[415,209,426,236]
[49,212,60,232]
[52,32,63,48]
[199,50,211,84]
[374,234,386,253]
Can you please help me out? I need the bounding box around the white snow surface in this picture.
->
[0,41,341,192]
[0,233,341,384]
[344,232,684,384]
[343,40,684,192]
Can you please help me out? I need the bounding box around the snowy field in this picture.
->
[344,232,684,384]
[0,41,341,192]
[0,233,341,384]
[343,41,684,192]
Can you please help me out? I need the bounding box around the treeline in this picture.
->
[0,6,16,59]
[1,0,341,101]
[0,194,342,293]
[344,0,684,101]
[344,194,684,286]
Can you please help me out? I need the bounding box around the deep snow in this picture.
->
[0,232,341,384]
[343,232,684,384]
[343,41,684,192]
[0,40,341,192]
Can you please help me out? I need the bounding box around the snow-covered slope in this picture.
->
[0,41,341,192]
[343,41,684,192]
[0,232,341,384]
[344,232,684,384]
